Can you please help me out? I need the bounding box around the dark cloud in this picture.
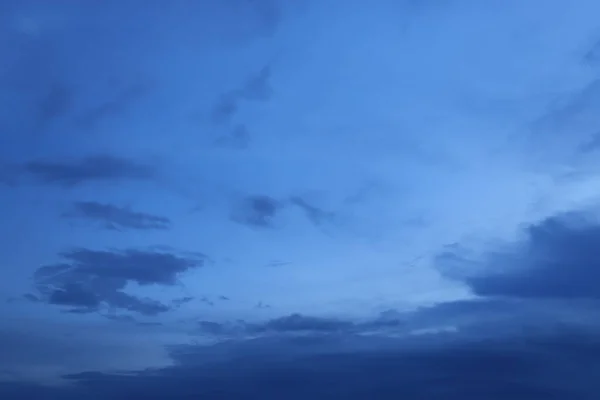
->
[438,212,600,300]
[9,330,594,399]
[232,195,282,228]
[64,201,171,231]
[22,155,155,187]
[31,248,204,315]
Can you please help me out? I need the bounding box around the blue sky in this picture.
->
[3,0,600,397]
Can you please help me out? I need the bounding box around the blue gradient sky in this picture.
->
[3,1,600,396]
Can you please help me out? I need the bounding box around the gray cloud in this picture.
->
[438,211,600,300]
[22,155,155,187]
[64,201,171,231]
[30,248,204,315]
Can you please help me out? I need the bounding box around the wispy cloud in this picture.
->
[210,64,273,126]
[76,82,152,129]
[21,155,155,187]
[231,195,282,228]
[64,201,171,231]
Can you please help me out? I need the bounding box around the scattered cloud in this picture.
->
[22,155,155,187]
[30,248,205,315]
[64,201,171,231]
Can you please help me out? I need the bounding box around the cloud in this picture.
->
[196,313,356,338]
[230,194,337,229]
[214,124,251,149]
[15,329,597,399]
[289,196,336,226]
[77,82,151,129]
[254,313,355,333]
[584,38,600,66]
[34,82,73,131]
[439,211,600,300]
[30,248,204,315]
[210,64,273,125]
[64,202,171,231]
[21,155,155,187]
[231,195,282,228]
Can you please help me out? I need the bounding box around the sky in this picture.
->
[2,0,600,398]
